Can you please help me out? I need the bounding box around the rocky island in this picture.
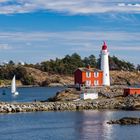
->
[0,57,140,113]
[107,117,140,125]
[0,85,140,113]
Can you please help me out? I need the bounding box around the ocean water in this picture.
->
[0,87,64,102]
[0,87,140,140]
[0,110,140,140]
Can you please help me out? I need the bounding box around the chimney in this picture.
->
[86,64,91,69]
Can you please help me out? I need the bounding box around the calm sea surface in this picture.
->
[0,110,140,140]
[0,87,64,102]
[0,87,140,140]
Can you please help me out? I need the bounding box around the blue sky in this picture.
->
[0,0,140,65]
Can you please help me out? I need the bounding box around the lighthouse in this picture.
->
[100,41,110,86]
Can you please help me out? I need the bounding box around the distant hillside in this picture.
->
[23,67,73,86]
[0,55,140,87]
[23,69,140,86]
[110,71,140,86]
[23,68,140,86]
[0,66,73,87]
[1,66,140,87]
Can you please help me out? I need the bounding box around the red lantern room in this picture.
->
[102,41,108,50]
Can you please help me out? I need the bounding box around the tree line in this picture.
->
[33,53,136,75]
[0,64,35,85]
[0,53,137,82]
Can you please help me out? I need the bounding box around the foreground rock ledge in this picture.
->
[0,101,98,113]
[0,95,140,113]
[107,117,140,125]
[0,99,120,113]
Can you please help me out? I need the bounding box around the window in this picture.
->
[94,71,99,78]
[86,80,91,87]
[94,80,99,86]
[86,72,91,78]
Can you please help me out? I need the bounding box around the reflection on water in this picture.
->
[0,110,140,139]
[69,110,140,140]
[76,110,114,140]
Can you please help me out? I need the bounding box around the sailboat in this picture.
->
[11,75,19,96]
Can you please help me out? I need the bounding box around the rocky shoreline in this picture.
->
[0,95,139,113]
[0,85,140,114]
[0,101,103,113]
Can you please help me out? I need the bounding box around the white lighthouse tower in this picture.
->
[100,41,110,86]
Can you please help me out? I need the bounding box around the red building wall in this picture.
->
[124,88,140,96]
[74,69,103,86]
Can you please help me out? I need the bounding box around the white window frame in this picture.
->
[86,72,91,78]
[94,71,99,78]
[94,80,99,86]
[86,80,91,87]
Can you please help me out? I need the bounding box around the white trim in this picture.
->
[86,80,91,87]
[94,71,99,78]
[86,72,91,78]
[94,80,99,86]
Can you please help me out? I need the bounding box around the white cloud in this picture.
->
[127,3,140,7]
[0,0,140,14]
[118,3,140,7]
[0,43,11,50]
[0,31,140,42]
[0,30,140,64]
[0,0,8,2]
[0,32,49,41]
[112,46,140,51]
[0,31,140,53]
[118,3,126,7]
[70,44,140,52]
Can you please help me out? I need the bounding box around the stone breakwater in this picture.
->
[0,99,121,113]
[0,96,140,113]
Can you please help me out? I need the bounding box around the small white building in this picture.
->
[80,88,98,100]
[80,92,98,100]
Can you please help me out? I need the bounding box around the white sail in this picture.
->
[11,75,19,95]
[11,75,16,93]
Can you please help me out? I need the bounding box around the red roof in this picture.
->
[102,41,107,50]
[76,67,102,72]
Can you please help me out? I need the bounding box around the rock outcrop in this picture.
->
[47,88,80,101]
[107,117,140,125]
[110,71,140,85]
[48,86,125,102]
[23,67,73,86]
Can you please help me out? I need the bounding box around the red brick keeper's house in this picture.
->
[74,65,103,87]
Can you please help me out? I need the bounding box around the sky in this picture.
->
[0,0,140,65]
